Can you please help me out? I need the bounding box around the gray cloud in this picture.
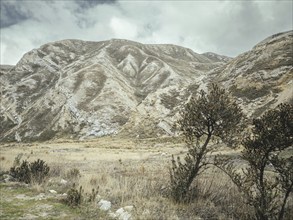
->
[0,0,292,65]
[0,1,31,28]
[75,0,117,9]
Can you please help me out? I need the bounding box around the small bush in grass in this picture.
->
[64,183,99,208]
[10,158,50,184]
[66,168,81,180]
[65,184,83,207]
[30,159,50,184]
[86,187,99,203]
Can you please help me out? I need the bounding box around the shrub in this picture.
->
[86,187,99,203]
[66,168,81,181]
[170,84,245,202]
[10,160,31,184]
[64,182,98,207]
[10,159,50,184]
[216,103,293,220]
[30,159,50,184]
[65,184,83,207]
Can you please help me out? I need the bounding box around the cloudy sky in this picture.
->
[0,0,292,65]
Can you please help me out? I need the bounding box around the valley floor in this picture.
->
[0,137,292,219]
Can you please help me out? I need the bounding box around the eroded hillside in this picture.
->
[1,31,292,142]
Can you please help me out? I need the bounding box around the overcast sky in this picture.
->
[0,0,292,65]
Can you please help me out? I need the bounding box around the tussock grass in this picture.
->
[1,137,292,219]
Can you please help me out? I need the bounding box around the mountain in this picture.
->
[0,31,292,142]
[210,30,293,117]
[0,39,227,141]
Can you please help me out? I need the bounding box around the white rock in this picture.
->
[60,179,68,185]
[116,208,125,215]
[123,205,134,212]
[49,190,57,194]
[119,211,131,220]
[116,208,132,220]
[98,199,111,211]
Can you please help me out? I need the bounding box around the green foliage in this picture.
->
[30,159,50,184]
[216,103,293,220]
[64,180,98,208]
[170,84,245,202]
[10,159,50,184]
[10,160,31,184]
[65,184,83,207]
[179,84,245,146]
[230,85,270,100]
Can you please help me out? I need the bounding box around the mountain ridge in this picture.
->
[1,31,292,142]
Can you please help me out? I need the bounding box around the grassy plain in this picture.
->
[0,137,292,219]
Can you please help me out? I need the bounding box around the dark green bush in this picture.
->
[65,184,83,207]
[216,103,293,220]
[30,159,50,184]
[10,160,31,183]
[10,159,50,184]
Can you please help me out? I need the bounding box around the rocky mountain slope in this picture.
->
[1,31,292,142]
[210,30,293,117]
[0,39,226,141]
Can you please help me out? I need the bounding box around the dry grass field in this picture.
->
[0,137,292,219]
